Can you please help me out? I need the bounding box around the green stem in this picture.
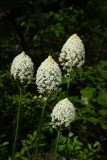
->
[67,64,72,95]
[12,86,22,160]
[52,128,61,160]
[34,100,47,160]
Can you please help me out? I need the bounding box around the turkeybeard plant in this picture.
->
[11,51,34,160]
[35,55,62,160]
[51,98,75,160]
[59,34,85,94]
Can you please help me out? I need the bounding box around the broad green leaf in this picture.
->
[58,144,66,151]
[39,143,45,147]
[87,117,98,125]
[93,141,100,147]
[99,109,107,115]
[21,156,28,160]
[100,121,107,130]
[99,60,107,70]
[62,76,67,84]
[73,141,83,147]
[80,106,95,115]
[68,96,79,102]
[101,70,107,80]
[0,142,9,147]
[80,86,96,99]
[21,146,28,155]
[88,143,92,150]
[97,89,107,105]
[67,144,73,151]
[68,132,74,137]
[62,157,66,160]
[15,152,21,158]
[33,131,37,138]
[77,68,83,77]
[59,136,66,143]
[27,134,34,142]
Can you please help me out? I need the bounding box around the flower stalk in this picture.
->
[67,63,72,95]
[34,100,47,160]
[12,86,22,160]
[52,127,61,160]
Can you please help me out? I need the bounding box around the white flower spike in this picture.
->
[11,51,34,83]
[51,98,75,128]
[36,56,62,95]
[59,34,85,71]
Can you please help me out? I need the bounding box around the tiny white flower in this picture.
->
[51,98,75,128]
[59,34,85,71]
[36,56,62,95]
[81,96,89,105]
[11,51,34,83]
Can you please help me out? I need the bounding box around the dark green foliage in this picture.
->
[0,0,107,159]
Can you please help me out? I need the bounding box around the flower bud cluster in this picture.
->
[51,98,75,128]
[36,56,62,95]
[59,34,85,71]
[11,51,34,83]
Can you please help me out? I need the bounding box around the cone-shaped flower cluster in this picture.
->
[36,56,62,95]
[11,51,34,83]
[51,98,75,128]
[59,34,85,71]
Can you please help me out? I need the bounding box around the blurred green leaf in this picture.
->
[99,109,107,115]
[93,141,100,147]
[0,142,9,147]
[80,87,96,99]
[68,132,74,138]
[97,89,107,105]
[59,144,66,151]
[100,121,107,130]
[87,117,98,125]
[99,60,107,70]
[27,134,34,142]
[88,143,92,150]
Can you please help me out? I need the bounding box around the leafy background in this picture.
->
[0,0,107,159]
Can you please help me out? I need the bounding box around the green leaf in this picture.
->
[97,89,107,105]
[99,109,107,115]
[39,143,45,147]
[59,136,66,143]
[67,144,73,151]
[99,60,107,70]
[73,141,83,147]
[68,132,74,137]
[27,134,34,142]
[21,156,28,160]
[93,142,100,147]
[80,86,96,99]
[100,121,107,130]
[58,144,66,151]
[21,146,28,155]
[15,152,21,158]
[87,117,98,125]
[33,131,37,138]
[77,68,83,77]
[88,143,92,150]
[62,76,67,84]
[61,157,66,160]
[0,142,9,147]
[80,106,95,115]
[68,96,79,102]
